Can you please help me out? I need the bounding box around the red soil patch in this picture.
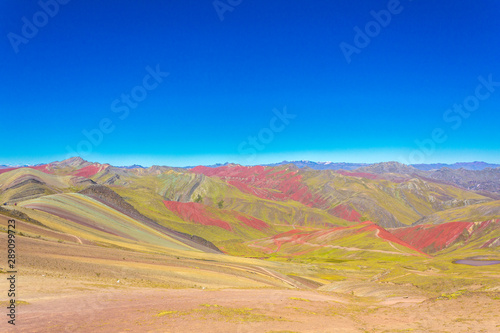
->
[235,215,269,231]
[391,222,471,252]
[163,201,270,232]
[270,230,311,252]
[329,204,362,222]
[272,229,306,239]
[357,222,429,256]
[191,165,326,208]
[30,164,53,174]
[0,164,54,175]
[163,201,232,231]
[0,167,18,175]
[269,226,352,253]
[73,164,107,178]
[390,220,500,253]
[261,222,428,257]
[481,237,500,248]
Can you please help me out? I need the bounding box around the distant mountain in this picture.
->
[411,161,500,171]
[352,162,500,194]
[264,160,369,170]
[355,161,418,175]
[54,156,88,168]
[422,167,500,194]
[0,164,31,168]
[264,160,500,172]
[411,200,500,226]
[3,157,499,172]
[182,162,233,169]
[117,164,146,169]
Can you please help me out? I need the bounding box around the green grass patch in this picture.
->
[154,304,283,323]
[0,300,30,306]
[289,297,310,302]
[438,289,469,300]
[156,310,178,317]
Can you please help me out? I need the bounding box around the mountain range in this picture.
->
[1,156,499,258]
[265,160,500,171]
[3,159,498,171]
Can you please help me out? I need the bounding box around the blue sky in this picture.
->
[1,0,499,166]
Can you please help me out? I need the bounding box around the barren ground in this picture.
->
[4,281,500,333]
[1,215,500,332]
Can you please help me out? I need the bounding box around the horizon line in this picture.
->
[2,156,500,169]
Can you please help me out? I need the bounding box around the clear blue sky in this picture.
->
[1,0,499,166]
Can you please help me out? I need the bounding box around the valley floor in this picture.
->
[4,279,500,333]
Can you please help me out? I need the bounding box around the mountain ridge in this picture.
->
[3,157,500,171]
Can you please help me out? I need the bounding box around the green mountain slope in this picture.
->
[19,193,212,253]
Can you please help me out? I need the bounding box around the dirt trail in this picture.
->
[194,260,304,288]
[0,214,83,244]
[375,228,409,255]
[256,266,301,288]
[70,234,83,244]
[248,238,410,256]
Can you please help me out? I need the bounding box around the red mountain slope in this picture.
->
[249,221,429,257]
[390,220,500,253]
[0,167,18,175]
[357,222,428,256]
[191,165,326,207]
[329,204,362,222]
[0,164,53,175]
[163,201,232,230]
[72,164,108,178]
[163,201,270,232]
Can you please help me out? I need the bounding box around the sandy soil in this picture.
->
[3,282,499,333]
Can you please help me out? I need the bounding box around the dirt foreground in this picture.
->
[3,277,500,333]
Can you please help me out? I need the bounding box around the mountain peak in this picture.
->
[355,161,417,175]
[60,156,87,165]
